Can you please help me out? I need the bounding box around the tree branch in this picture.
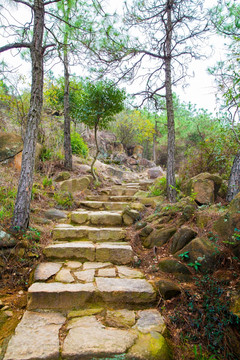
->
[0,42,31,53]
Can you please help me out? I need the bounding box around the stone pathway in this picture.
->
[3,181,172,360]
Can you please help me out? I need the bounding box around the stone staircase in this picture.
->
[3,180,172,360]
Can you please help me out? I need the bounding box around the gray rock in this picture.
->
[139,225,153,239]
[170,227,197,254]
[174,237,220,272]
[95,278,156,304]
[34,262,62,281]
[0,231,16,248]
[55,269,74,283]
[134,309,166,334]
[44,208,67,220]
[155,279,181,300]
[62,316,137,358]
[3,311,65,360]
[143,227,177,248]
[158,259,191,275]
[105,309,136,328]
[0,132,23,162]
[54,171,71,182]
[148,166,164,179]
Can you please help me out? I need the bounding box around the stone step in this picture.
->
[79,200,129,211]
[86,195,136,202]
[44,242,133,264]
[27,277,156,310]
[3,309,170,360]
[52,224,126,242]
[101,187,139,196]
[71,210,123,226]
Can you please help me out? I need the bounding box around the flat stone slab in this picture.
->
[80,201,129,211]
[44,241,95,261]
[95,278,156,304]
[34,262,62,281]
[55,269,74,283]
[62,316,137,359]
[117,266,144,279]
[28,282,96,310]
[105,309,136,328]
[3,311,65,360]
[82,262,112,270]
[52,225,126,242]
[71,210,122,226]
[134,309,166,334]
[96,243,133,265]
[74,269,95,282]
[97,268,116,277]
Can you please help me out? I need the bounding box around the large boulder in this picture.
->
[148,167,164,180]
[143,227,177,249]
[170,227,197,254]
[158,258,191,276]
[186,172,222,205]
[59,176,93,193]
[174,237,220,272]
[154,279,181,300]
[0,132,23,162]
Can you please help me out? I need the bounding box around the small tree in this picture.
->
[77,79,126,180]
[209,1,240,201]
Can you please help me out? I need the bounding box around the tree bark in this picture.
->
[12,0,44,229]
[226,153,240,202]
[91,123,99,181]
[63,48,72,170]
[63,1,72,170]
[165,0,176,203]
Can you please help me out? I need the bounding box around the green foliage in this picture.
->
[77,79,126,130]
[209,1,240,129]
[113,109,155,153]
[71,132,88,158]
[171,276,240,359]
[40,147,52,162]
[193,345,218,360]
[54,191,74,209]
[179,121,239,182]
[42,176,53,188]
[188,261,202,271]
[44,77,83,120]
[178,251,190,261]
[149,177,167,196]
[0,186,17,222]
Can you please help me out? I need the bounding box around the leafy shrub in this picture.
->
[40,147,52,161]
[54,191,74,209]
[149,177,167,196]
[0,186,17,223]
[42,176,53,188]
[71,132,88,158]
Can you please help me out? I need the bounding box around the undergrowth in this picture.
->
[170,275,240,359]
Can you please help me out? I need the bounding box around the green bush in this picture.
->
[54,191,74,209]
[0,186,17,223]
[71,132,88,158]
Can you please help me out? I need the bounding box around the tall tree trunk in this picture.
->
[226,153,240,202]
[153,118,157,163]
[91,123,99,181]
[12,0,44,229]
[165,0,176,202]
[63,48,72,170]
